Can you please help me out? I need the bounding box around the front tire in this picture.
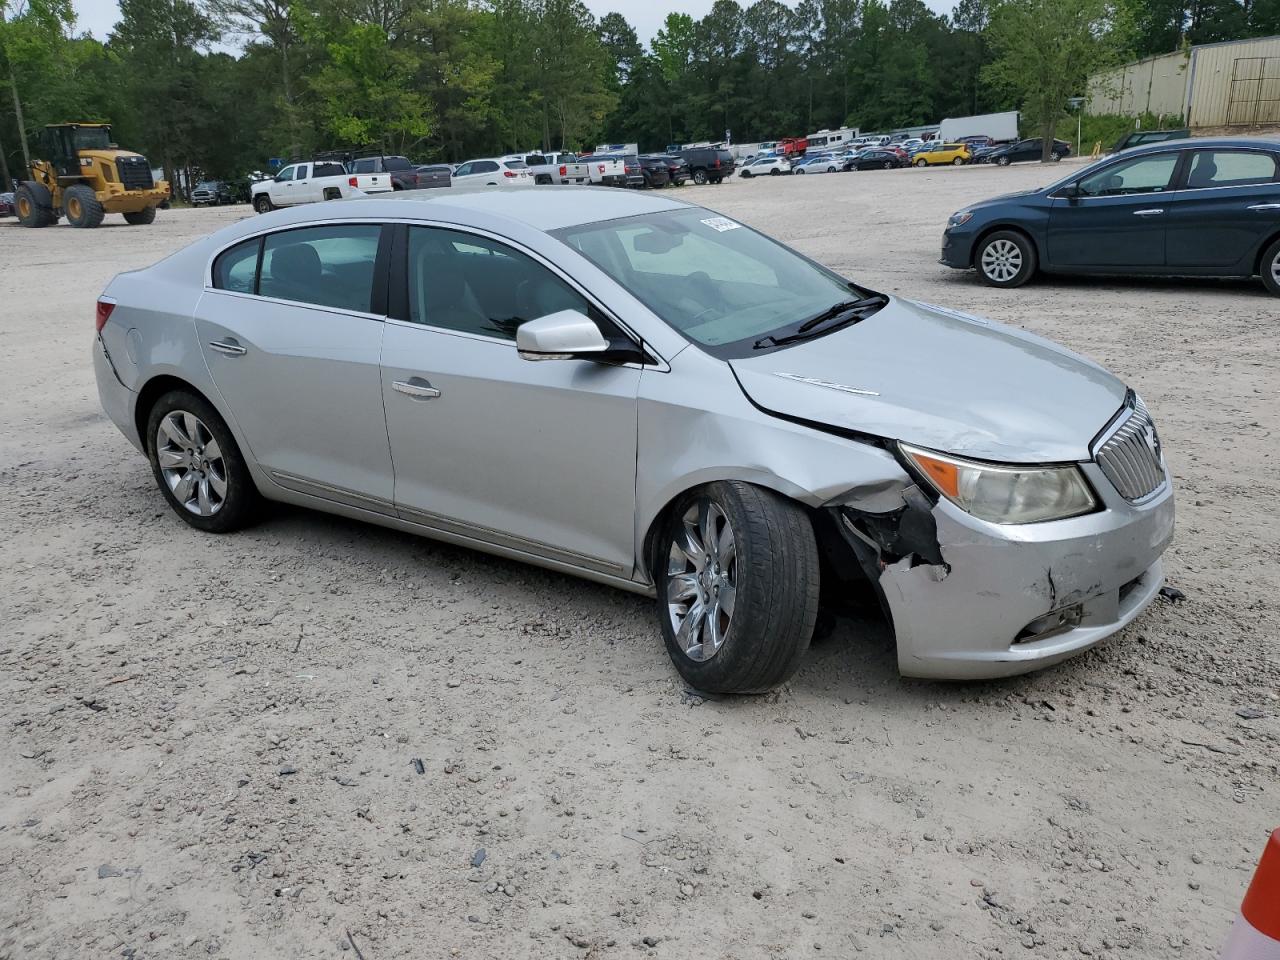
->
[1261,237,1280,295]
[145,390,262,533]
[975,230,1037,288]
[952,157,964,166]
[15,182,56,227]
[63,184,105,228]
[657,482,820,694]
[124,207,157,225]
[254,194,273,214]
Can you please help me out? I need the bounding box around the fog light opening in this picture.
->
[1015,603,1084,644]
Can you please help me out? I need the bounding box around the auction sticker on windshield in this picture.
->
[701,217,741,232]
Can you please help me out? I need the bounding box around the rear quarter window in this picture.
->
[212,238,261,294]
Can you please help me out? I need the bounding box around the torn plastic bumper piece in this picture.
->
[832,464,1175,680]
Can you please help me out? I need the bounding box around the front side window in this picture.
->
[1078,153,1178,196]
[274,165,296,182]
[1185,150,1278,188]
[258,224,382,312]
[556,208,867,352]
[454,163,473,177]
[212,237,261,294]
[407,227,590,340]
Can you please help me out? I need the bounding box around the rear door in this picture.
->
[1166,147,1280,271]
[380,225,642,576]
[1047,150,1181,268]
[195,222,395,508]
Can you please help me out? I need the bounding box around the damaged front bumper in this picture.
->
[835,461,1175,680]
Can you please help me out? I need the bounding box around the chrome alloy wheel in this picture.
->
[981,238,1023,283]
[156,411,227,516]
[666,499,737,662]
[1271,249,1280,288]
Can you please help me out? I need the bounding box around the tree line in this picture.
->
[1,0,1277,192]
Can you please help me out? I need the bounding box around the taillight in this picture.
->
[348,176,358,187]
[504,170,516,178]
[559,165,567,176]
[598,164,605,173]
[95,298,115,333]
[713,158,721,167]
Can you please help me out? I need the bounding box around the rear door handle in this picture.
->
[1246,203,1280,210]
[208,339,247,356]
[393,378,441,400]
[1133,208,1165,217]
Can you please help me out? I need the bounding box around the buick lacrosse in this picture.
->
[94,188,1174,692]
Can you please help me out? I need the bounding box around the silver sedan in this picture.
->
[93,188,1174,692]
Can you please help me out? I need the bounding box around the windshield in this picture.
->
[73,126,112,150]
[196,181,218,190]
[554,208,877,355]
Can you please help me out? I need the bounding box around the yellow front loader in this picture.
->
[15,123,170,228]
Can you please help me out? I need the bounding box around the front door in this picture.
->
[195,222,395,508]
[380,225,643,578]
[1166,147,1280,270]
[1047,151,1181,268]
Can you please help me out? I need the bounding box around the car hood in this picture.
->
[728,298,1127,463]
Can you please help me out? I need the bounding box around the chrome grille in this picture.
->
[1094,397,1165,502]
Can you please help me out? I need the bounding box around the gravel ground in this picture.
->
[1,164,1277,960]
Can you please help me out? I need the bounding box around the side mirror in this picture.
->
[517,310,610,360]
[1059,183,1082,200]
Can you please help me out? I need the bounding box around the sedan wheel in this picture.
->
[997,156,1011,166]
[882,160,892,169]
[156,411,227,518]
[952,157,964,166]
[657,481,819,693]
[1261,238,1280,295]
[976,230,1037,288]
[146,390,261,532]
[915,158,928,167]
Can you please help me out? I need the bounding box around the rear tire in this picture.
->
[975,229,1037,288]
[123,207,157,225]
[692,169,708,185]
[997,156,1011,166]
[1260,237,1280,296]
[254,194,273,214]
[915,158,927,167]
[145,390,262,533]
[64,184,105,228]
[15,182,56,227]
[769,168,780,175]
[656,481,820,694]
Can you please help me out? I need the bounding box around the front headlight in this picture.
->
[947,210,973,228]
[901,443,1096,524]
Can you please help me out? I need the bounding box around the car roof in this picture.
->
[354,186,690,232]
[1118,136,1280,155]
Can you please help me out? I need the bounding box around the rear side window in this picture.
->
[1185,150,1279,188]
[212,238,261,294]
[259,224,383,313]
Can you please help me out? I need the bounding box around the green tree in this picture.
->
[984,0,1131,161]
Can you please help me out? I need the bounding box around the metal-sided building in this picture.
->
[1089,35,1280,128]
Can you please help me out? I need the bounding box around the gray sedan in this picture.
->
[93,188,1174,692]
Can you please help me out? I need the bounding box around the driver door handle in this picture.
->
[393,378,441,400]
[1133,208,1165,216]
[1246,203,1280,211]
[208,338,247,356]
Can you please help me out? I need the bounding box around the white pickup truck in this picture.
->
[517,152,591,185]
[251,160,394,213]
[580,154,628,187]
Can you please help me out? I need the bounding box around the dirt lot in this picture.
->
[2,164,1277,960]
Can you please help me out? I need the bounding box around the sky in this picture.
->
[71,0,956,49]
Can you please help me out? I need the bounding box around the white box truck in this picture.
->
[938,111,1019,143]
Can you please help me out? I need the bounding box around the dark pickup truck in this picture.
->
[349,155,421,190]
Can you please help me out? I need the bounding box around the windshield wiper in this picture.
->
[752,295,888,349]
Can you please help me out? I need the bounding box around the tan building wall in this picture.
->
[1089,35,1280,128]
[1089,51,1190,119]
[1185,36,1280,126]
